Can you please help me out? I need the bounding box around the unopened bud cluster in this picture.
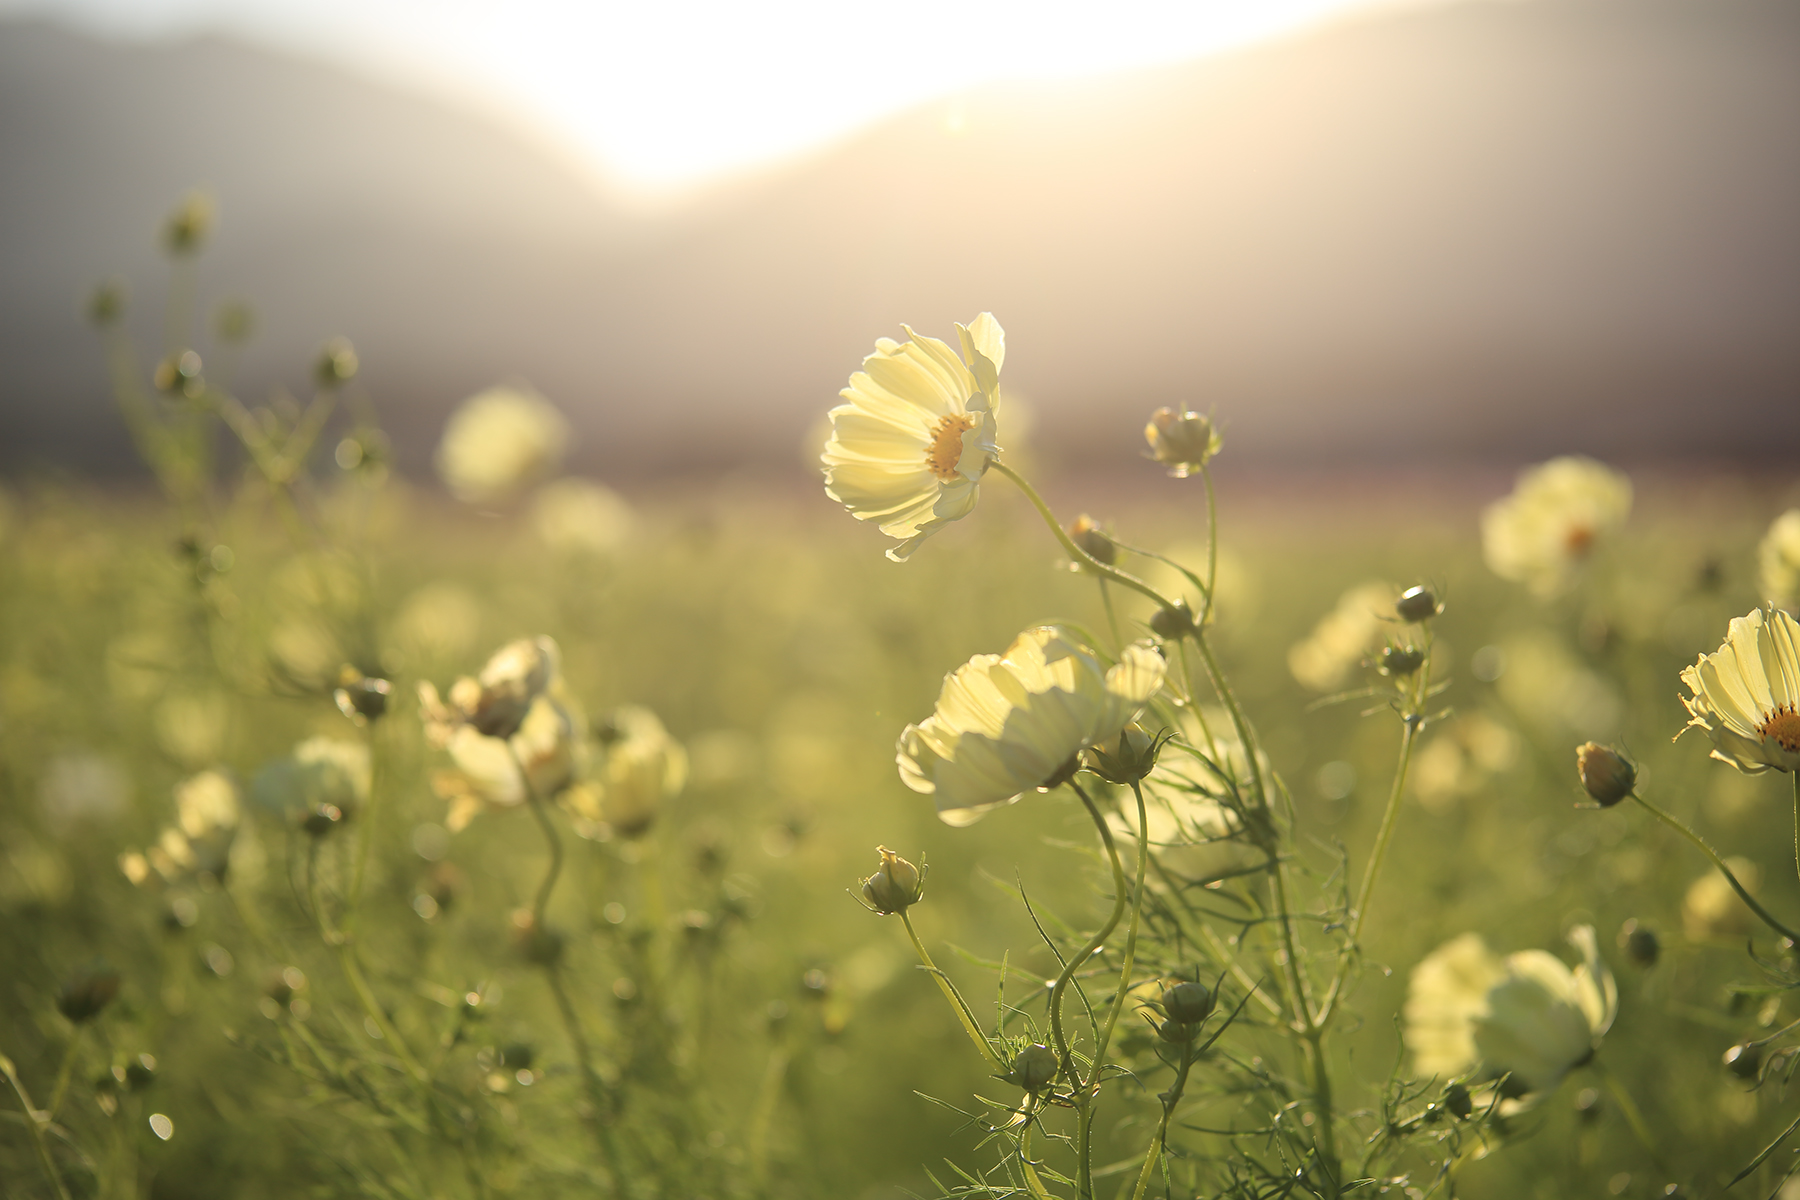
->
[1083,724,1159,785]
[1009,1043,1058,1092]
[860,847,925,915]
[1154,979,1214,1042]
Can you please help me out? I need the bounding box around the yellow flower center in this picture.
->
[925,413,978,482]
[1760,705,1800,754]
[1565,524,1595,557]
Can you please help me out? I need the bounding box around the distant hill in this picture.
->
[2,0,1796,480]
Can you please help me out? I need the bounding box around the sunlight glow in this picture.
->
[9,0,1405,192]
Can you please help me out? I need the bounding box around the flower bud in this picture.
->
[1724,1042,1762,1080]
[334,671,392,726]
[57,962,121,1024]
[153,350,205,399]
[314,338,359,389]
[1160,980,1213,1025]
[1149,600,1195,641]
[1443,1082,1472,1120]
[87,280,126,328]
[302,803,345,837]
[1617,919,1658,968]
[1377,645,1424,678]
[1575,743,1636,807]
[511,909,564,966]
[860,846,925,915]
[1083,725,1159,785]
[1067,515,1117,566]
[124,1053,157,1092]
[1395,586,1441,624]
[162,191,214,256]
[1144,408,1221,477]
[1009,1044,1058,1093]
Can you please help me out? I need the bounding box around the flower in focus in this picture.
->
[1683,860,1760,940]
[1404,925,1616,1101]
[821,314,1004,562]
[420,638,588,831]
[588,706,688,838]
[1287,582,1394,692]
[897,627,1166,826]
[435,386,569,505]
[860,846,925,915]
[531,478,634,556]
[1143,408,1221,477]
[1759,509,1800,610]
[252,737,372,826]
[1679,607,1800,774]
[1481,457,1631,597]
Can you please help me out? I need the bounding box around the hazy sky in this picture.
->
[3,0,1416,191]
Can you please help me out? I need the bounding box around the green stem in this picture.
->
[1017,1104,1054,1200]
[1090,784,1151,1079]
[1630,792,1800,942]
[1129,1043,1196,1200]
[1048,782,1131,1088]
[45,1026,84,1120]
[525,792,565,929]
[1200,466,1219,627]
[545,963,624,1189]
[899,912,1007,1073]
[1,1049,73,1200]
[1792,772,1798,888]
[307,842,428,1082]
[345,724,384,933]
[989,461,1176,612]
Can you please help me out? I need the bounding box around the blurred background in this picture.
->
[1,0,1796,482]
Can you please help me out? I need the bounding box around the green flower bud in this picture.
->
[334,672,392,726]
[1618,919,1658,967]
[1144,408,1221,477]
[1724,1042,1761,1080]
[511,910,564,967]
[57,962,121,1024]
[1443,1082,1472,1120]
[1149,600,1195,641]
[1009,1044,1058,1093]
[153,350,205,399]
[860,846,925,915]
[1082,724,1159,785]
[1395,586,1441,623]
[1067,515,1117,566]
[1576,743,1636,807]
[87,280,126,327]
[1377,645,1424,677]
[162,191,214,256]
[124,1054,157,1092]
[302,803,345,837]
[314,338,359,389]
[1160,980,1213,1025]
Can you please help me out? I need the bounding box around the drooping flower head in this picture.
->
[1404,925,1616,1101]
[822,315,1004,562]
[1759,509,1800,611]
[435,386,569,505]
[1481,457,1631,597]
[1680,607,1800,774]
[897,627,1166,826]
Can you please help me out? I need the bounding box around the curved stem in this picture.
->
[1631,792,1800,942]
[45,1026,84,1120]
[307,840,428,1082]
[899,911,1007,1073]
[1048,781,1130,1087]
[1,1051,71,1200]
[989,461,1176,612]
[1017,1103,1054,1200]
[1200,466,1220,627]
[525,793,565,929]
[1129,1038,1196,1200]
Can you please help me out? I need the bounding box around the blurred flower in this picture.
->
[162,190,214,256]
[420,637,561,744]
[1759,509,1800,610]
[531,478,633,556]
[897,627,1165,826]
[1404,925,1616,1100]
[1410,713,1521,813]
[1481,457,1631,597]
[1143,408,1220,477]
[821,314,1004,562]
[122,770,241,886]
[1494,630,1622,740]
[393,582,482,664]
[1287,582,1394,692]
[153,689,229,767]
[591,706,688,837]
[38,751,130,832]
[1683,859,1761,940]
[57,962,122,1024]
[435,386,569,505]
[252,737,372,826]
[1680,608,1800,774]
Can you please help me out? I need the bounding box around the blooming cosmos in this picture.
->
[1680,607,1800,774]
[897,626,1166,826]
[1286,581,1395,692]
[252,737,372,825]
[1404,925,1616,1100]
[821,314,1004,562]
[1759,509,1800,610]
[119,769,242,886]
[592,706,688,838]
[1480,457,1631,597]
[435,386,569,505]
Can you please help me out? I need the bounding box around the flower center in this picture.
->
[925,413,978,482]
[1760,705,1800,753]
[1565,524,1595,557]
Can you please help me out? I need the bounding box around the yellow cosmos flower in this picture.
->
[592,706,688,838]
[1404,925,1616,1100]
[1286,581,1395,692]
[1481,456,1631,597]
[822,314,1005,562]
[420,637,562,745]
[252,737,372,824]
[1680,607,1800,774]
[435,386,568,505]
[120,769,242,886]
[1759,509,1800,610]
[897,626,1166,826]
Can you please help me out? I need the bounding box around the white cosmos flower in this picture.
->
[1404,925,1616,1100]
[1759,509,1800,610]
[1680,607,1800,774]
[822,314,1005,562]
[897,626,1166,826]
[1481,457,1631,597]
[436,386,568,505]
